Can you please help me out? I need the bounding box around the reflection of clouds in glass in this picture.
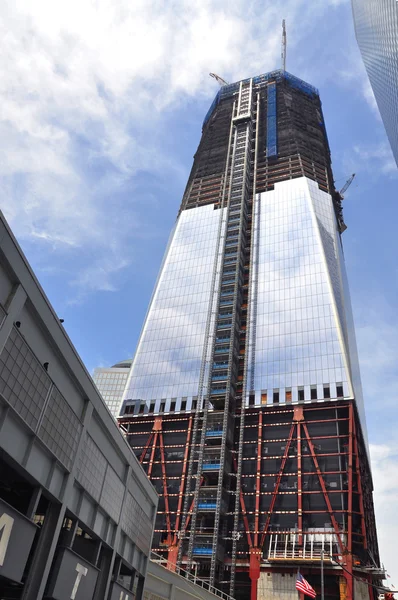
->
[124,204,224,402]
[249,178,351,398]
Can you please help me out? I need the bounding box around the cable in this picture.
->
[325,556,392,594]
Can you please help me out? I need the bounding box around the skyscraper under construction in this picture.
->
[118,69,382,600]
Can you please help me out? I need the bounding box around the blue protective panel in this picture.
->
[193,548,213,555]
[282,71,317,97]
[203,90,221,127]
[266,83,277,157]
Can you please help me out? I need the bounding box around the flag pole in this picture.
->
[321,550,324,600]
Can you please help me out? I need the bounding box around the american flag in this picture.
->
[296,573,316,598]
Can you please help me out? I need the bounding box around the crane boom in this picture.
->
[339,173,355,196]
[281,19,287,71]
[209,73,229,87]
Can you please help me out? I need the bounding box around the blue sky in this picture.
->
[1,0,398,586]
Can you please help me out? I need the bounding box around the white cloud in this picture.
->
[353,297,398,418]
[370,443,398,587]
[353,142,397,176]
[0,0,353,299]
[361,78,381,117]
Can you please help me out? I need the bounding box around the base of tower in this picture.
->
[242,567,375,600]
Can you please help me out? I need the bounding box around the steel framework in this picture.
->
[120,400,381,600]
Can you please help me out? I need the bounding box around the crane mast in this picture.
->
[281,19,287,71]
[339,172,355,196]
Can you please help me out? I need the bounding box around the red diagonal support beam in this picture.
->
[233,455,253,549]
[139,431,154,464]
[302,421,345,555]
[159,429,172,539]
[147,431,159,478]
[168,415,194,571]
[259,422,295,548]
[239,486,253,549]
[174,415,193,541]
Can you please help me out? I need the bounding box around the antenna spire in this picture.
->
[281,19,287,71]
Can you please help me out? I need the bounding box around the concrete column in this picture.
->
[169,583,176,600]
[22,401,93,600]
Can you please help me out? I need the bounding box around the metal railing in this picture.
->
[150,552,235,600]
[267,532,345,561]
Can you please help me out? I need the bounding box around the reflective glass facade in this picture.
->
[249,178,352,403]
[93,359,132,417]
[352,0,398,165]
[123,204,225,411]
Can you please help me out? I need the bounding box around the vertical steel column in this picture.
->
[254,409,263,548]
[249,548,262,600]
[297,416,303,546]
[353,416,367,549]
[344,403,354,600]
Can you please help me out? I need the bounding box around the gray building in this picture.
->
[93,360,132,418]
[352,0,398,165]
[0,210,158,600]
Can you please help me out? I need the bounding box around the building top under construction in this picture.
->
[203,69,319,128]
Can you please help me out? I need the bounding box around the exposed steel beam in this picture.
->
[159,428,172,540]
[302,422,345,554]
[254,410,263,547]
[233,455,253,549]
[353,413,367,549]
[297,419,303,546]
[147,431,159,478]
[174,415,193,542]
[259,422,295,548]
[347,403,354,557]
[139,431,154,464]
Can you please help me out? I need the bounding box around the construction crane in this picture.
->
[281,19,287,71]
[339,173,355,198]
[334,173,356,233]
[209,73,229,87]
